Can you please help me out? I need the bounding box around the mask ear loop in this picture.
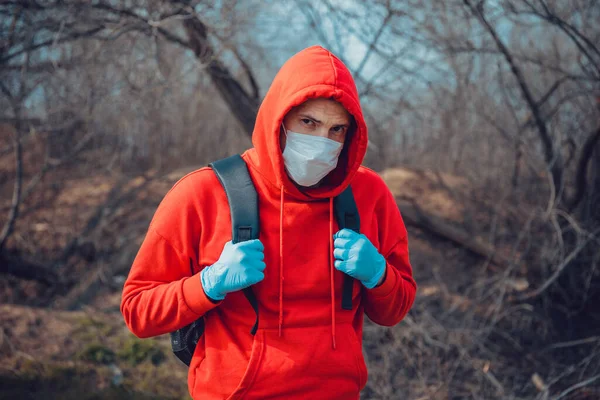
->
[281,123,290,154]
[280,123,289,157]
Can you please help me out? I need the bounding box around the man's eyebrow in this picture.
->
[298,113,321,123]
[298,113,350,126]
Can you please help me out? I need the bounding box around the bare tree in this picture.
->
[0,0,263,282]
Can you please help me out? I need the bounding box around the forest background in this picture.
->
[1,1,599,399]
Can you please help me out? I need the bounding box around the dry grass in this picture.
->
[1,157,599,399]
[0,303,191,400]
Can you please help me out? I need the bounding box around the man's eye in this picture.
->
[332,126,346,134]
[301,118,313,125]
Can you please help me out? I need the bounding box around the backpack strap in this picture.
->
[170,259,206,366]
[334,185,360,311]
[209,154,260,335]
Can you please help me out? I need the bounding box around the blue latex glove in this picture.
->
[201,239,266,301]
[333,229,386,289]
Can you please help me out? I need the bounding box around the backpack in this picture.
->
[170,154,360,366]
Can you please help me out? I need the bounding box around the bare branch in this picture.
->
[0,126,22,251]
[21,127,96,202]
[354,9,392,79]
[0,26,106,65]
[182,16,258,136]
[552,374,600,400]
[536,75,571,108]
[89,2,190,48]
[229,46,260,100]
[0,252,60,286]
[567,125,600,211]
[463,0,564,200]
[534,0,600,75]
[516,228,599,302]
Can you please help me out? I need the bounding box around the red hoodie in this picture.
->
[121,45,416,400]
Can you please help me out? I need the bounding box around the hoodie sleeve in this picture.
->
[120,170,221,338]
[362,177,416,327]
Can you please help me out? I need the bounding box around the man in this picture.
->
[121,45,416,400]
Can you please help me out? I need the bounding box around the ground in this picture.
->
[1,160,597,399]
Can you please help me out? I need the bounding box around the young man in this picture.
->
[121,45,416,400]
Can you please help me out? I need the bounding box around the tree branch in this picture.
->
[21,126,95,202]
[0,123,22,252]
[89,2,190,48]
[0,26,106,65]
[515,228,599,302]
[552,373,600,400]
[0,252,60,286]
[567,125,600,211]
[463,0,563,200]
[182,16,258,136]
[535,0,600,75]
[354,9,392,79]
[230,47,260,100]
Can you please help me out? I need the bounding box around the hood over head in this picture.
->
[251,45,368,201]
[248,45,369,348]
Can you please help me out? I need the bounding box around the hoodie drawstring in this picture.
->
[277,188,337,349]
[278,186,284,337]
[329,197,336,349]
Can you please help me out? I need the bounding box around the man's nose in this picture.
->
[315,127,330,138]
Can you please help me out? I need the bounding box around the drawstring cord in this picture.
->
[277,187,337,349]
[278,186,284,337]
[329,197,336,349]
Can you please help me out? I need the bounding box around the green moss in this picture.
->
[1,312,186,400]
[18,358,41,379]
[5,359,98,394]
[2,357,186,399]
[76,343,116,364]
[1,377,176,400]
[17,358,76,381]
[74,316,115,340]
[117,336,165,366]
[121,361,187,398]
[73,386,168,400]
[77,316,104,328]
[44,364,78,381]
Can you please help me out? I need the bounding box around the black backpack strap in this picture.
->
[170,259,206,366]
[209,154,260,335]
[334,185,360,311]
[170,154,260,367]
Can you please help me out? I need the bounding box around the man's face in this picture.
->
[281,98,352,150]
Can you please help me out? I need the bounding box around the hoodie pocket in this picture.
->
[225,324,366,400]
[226,330,266,400]
[190,335,206,397]
[347,327,368,390]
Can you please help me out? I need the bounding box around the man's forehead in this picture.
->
[295,98,351,120]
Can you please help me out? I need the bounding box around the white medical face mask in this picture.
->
[282,126,343,187]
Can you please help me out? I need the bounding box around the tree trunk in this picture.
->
[182,17,259,137]
[0,253,61,286]
[0,121,22,252]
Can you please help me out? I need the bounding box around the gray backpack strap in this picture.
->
[170,259,206,366]
[334,185,360,311]
[170,154,260,367]
[210,154,260,243]
[209,154,260,334]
